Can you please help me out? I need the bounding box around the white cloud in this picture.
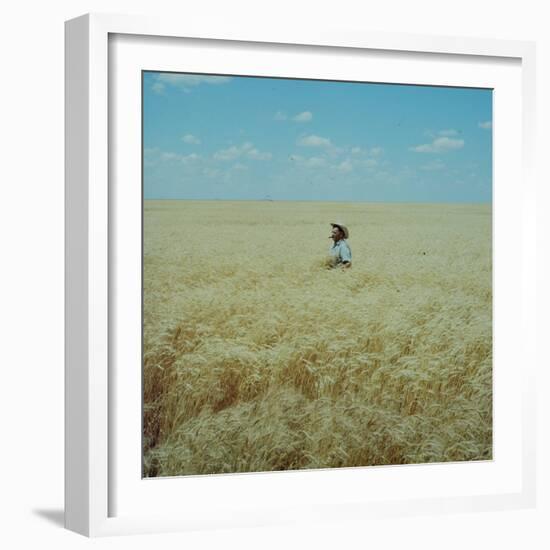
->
[203,167,221,178]
[290,148,386,175]
[410,136,464,153]
[420,159,446,171]
[246,147,272,160]
[182,134,201,145]
[293,111,313,122]
[297,134,332,148]
[424,129,460,138]
[152,82,165,94]
[288,155,326,168]
[214,145,244,161]
[297,157,325,168]
[143,148,203,166]
[160,152,180,161]
[144,147,160,166]
[214,142,271,161]
[337,159,353,173]
[438,129,458,137]
[351,146,383,157]
[478,120,492,129]
[275,111,313,122]
[153,73,232,93]
[306,157,326,167]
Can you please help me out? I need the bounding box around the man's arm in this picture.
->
[340,243,352,269]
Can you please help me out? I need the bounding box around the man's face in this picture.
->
[331,226,343,241]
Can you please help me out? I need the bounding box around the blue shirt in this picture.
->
[329,239,352,265]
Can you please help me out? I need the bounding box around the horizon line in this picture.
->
[143,198,492,205]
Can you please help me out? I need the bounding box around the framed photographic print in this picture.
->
[65,13,537,537]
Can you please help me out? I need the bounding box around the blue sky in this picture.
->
[143,72,492,202]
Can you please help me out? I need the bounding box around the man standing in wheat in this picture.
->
[328,223,352,269]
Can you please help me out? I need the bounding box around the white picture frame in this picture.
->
[65,12,537,537]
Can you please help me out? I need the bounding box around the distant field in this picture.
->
[143,200,492,477]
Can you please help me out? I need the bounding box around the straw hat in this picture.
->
[330,222,349,239]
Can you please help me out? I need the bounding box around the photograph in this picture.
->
[141,70,493,478]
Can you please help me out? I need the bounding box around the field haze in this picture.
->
[143,200,492,477]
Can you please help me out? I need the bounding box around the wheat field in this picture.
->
[142,200,492,477]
